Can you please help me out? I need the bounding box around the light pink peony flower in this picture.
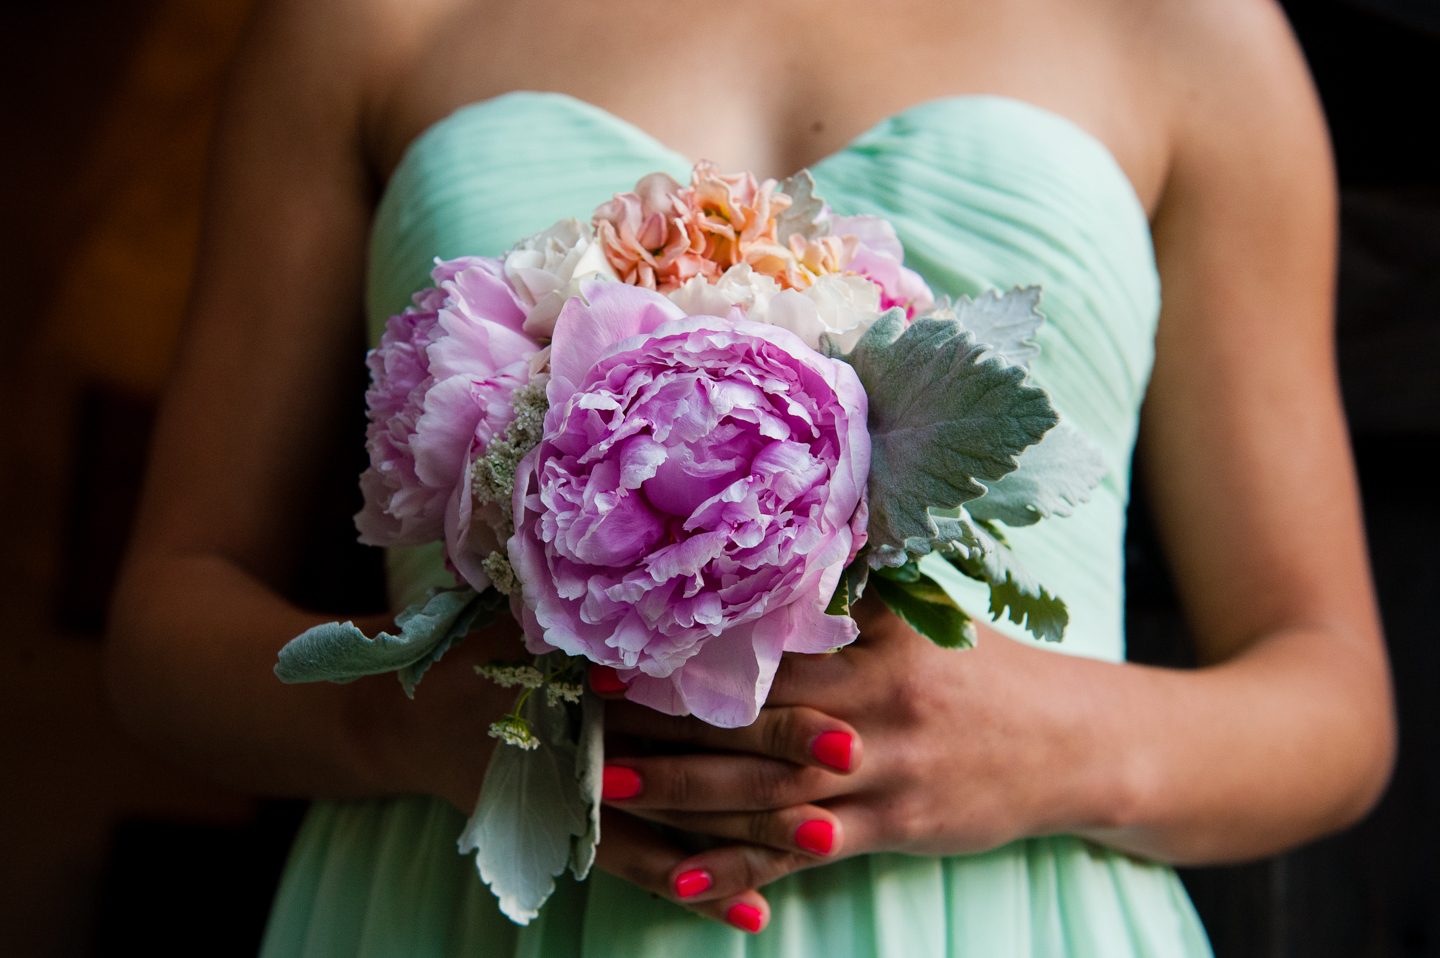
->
[355,257,541,590]
[508,282,869,727]
[830,214,934,317]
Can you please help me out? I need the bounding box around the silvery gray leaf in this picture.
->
[569,687,604,880]
[948,520,1068,642]
[775,170,831,243]
[950,287,1045,374]
[967,421,1109,526]
[459,684,589,925]
[843,310,1058,565]
[275,587,503,698]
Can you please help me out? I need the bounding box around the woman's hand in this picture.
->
[588,565,1393,933]
[587,592,1120,931]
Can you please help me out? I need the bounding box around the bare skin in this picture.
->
[107,0,1393,934]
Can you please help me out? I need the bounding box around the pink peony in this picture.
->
[830,214,934,317]
[355,257,541,590]
[508,282,869,727]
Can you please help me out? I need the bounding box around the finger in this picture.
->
[606,702,863,773]
[667,840,825,917]
[594,808,772,933]
[625,802,846,860]
[601,752,848,812]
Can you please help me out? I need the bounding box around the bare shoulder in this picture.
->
[228,0,466,157]
[1138,0,1331,188]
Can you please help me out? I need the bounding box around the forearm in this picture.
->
[107,548,514,806]
[1062,625,1394,863]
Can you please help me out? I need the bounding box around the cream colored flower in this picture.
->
[667,263,781,318]
[503,219,616,338]
[758,274,884,353]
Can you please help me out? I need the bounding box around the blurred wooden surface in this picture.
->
[0,3,260,957]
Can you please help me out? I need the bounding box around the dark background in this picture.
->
[0,0,1435,955]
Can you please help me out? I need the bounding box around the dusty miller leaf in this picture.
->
[845,310,1058,566]
[924,507,985,559]
[967,421,1109,527]
[948,520,1068,642]
[775,170,831,244]
[941,286,1045,373]
[275,587,504,697]
[569,684,604,880]
[459,667,594,925]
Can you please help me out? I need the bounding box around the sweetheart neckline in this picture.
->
[386,90,1149,215]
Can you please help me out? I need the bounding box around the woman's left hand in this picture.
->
[593,591,1120,926]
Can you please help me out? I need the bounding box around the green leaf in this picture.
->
[825,559,870,615]
[274,587,505,698]
[968,421,1109,527]
[948,521,1068,642]
[776,170,830,244]
[458,678,596,924]
[845,309,1058,565]
[870,571,976,649]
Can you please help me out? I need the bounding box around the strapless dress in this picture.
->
[259,91,1212,958]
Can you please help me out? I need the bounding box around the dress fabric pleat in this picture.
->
[259,91,1212,957]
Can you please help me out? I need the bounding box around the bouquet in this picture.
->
[276,162,1107,922]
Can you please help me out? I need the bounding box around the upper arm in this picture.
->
[1140,0,1382,664]
[130,0,382,585]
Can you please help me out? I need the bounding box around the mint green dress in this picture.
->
[259,91,1212,958]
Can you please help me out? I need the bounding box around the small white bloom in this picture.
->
[668,263,780,319]
[545,682,583,706]
[760,274,883,353]
[476,663,546,689]
[471,373,550,523]
[504,219,617,338]
[488,716,541,750]
[481,551,518,595]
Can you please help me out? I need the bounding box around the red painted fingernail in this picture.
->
[812,731,852,771]
[794,819,834,855]
[727,902,764,933]
[589,664,627,693]
[673,869,711,898]
[601,765,642,800]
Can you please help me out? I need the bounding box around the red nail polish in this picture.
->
[673,869,711,898]
[601,765,642,800]
[589,664,627,693]
[794,819,834,855]
[727,902,764,933]
[812,731,852,771]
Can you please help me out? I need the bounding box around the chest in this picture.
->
[369,0,1167,211]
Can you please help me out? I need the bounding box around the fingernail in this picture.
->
[589,664,627,693]
[601,765,642,800]
[673,869,711,898]
[812,731,852,771]
[727,902,764,933]
[794,819,834,856]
